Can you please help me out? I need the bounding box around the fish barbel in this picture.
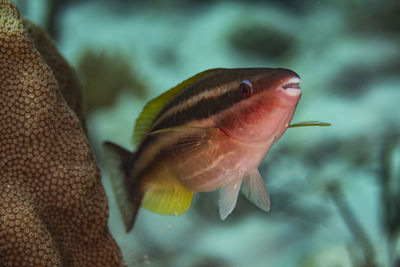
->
[103,68,328,232]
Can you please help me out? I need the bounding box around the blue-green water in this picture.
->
[14,0,400,266]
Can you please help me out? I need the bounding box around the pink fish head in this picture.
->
[213,68,302,143]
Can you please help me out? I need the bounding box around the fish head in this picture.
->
[212,68,302,143]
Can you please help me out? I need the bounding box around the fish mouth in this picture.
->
[281,77,301,96]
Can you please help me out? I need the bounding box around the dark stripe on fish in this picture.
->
[153,90,242,130]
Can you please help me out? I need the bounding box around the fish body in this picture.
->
[104,68,302,231]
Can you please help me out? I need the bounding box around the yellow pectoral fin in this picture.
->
[142,184,194,216]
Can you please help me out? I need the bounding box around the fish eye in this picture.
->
[239,80,253,97]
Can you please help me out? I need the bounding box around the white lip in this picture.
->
[282,77,301,96]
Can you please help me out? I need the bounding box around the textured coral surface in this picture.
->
[0,1,124,266]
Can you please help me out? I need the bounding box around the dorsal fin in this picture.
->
[131,68,224,147]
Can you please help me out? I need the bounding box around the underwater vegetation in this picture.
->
[325,134,400,267]
[229,23,294,60]
[0,1,123,266]
[77,49,148,112]
[379,136,400,265]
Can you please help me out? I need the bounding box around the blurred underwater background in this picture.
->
[11,0,400,266]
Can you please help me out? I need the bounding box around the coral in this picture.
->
[0,1,124,266]
[22,18,87,131]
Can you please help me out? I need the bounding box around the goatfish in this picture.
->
[103,68,330,232]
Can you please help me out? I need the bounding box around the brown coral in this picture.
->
[22,18,87,130]
[0,1,124,266]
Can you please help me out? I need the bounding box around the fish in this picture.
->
[103,68,329,232]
